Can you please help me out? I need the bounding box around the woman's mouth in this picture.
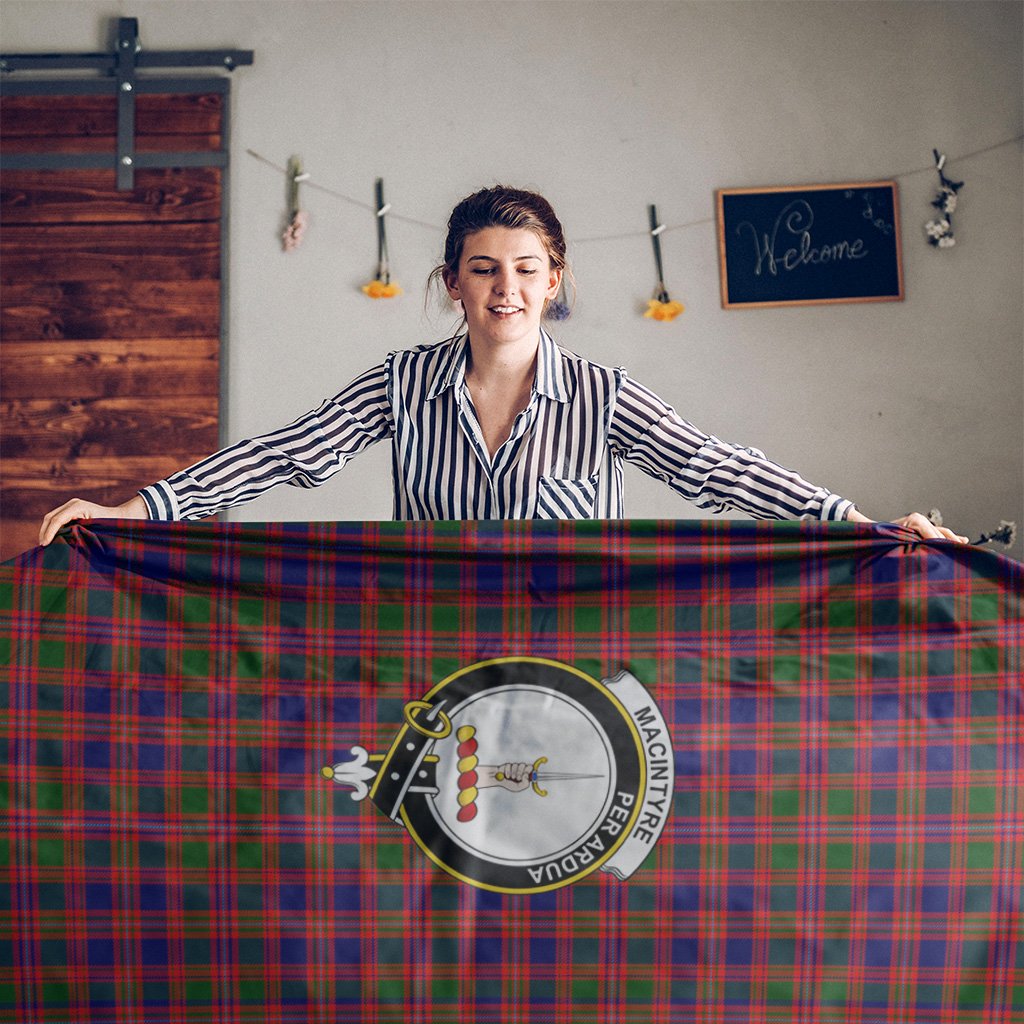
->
[489,305,523,318]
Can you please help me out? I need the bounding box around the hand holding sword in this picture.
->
[480,756,602,797]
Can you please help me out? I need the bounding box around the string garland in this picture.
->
[248,149,439,231]
[247,133,1022,244]
[249,133,1021,321]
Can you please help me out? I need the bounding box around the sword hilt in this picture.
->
[496,756,548,797]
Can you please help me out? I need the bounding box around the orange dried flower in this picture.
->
[361,280,403,299]
[644,299,685,322]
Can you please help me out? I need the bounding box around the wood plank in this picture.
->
[1,279,219,340]
[0,94,116,138]
[1,396,219,459]
[1,339,219,398]
[1,223,220,283]
[0,134,223,154]
[0,94,223,137]
[1,169,222,224]
[1,519,45,563]
[2,455,194,519]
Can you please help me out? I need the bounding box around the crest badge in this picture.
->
[322,657,674,893]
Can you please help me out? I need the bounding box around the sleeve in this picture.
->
[138,360,394,520]
[607,373,855,521]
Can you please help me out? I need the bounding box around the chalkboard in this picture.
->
[716,181,904,309]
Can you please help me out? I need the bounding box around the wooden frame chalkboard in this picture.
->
[716,181,904,309]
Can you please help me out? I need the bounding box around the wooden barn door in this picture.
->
[0,21,250,562]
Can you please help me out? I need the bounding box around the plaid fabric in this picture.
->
[0,519,1021,1024]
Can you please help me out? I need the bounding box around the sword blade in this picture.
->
[532,772,604,781]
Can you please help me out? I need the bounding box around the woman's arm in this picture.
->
[37,360,394,545]
[609,376,968,542]
[609,375,853,520]
[139,362,393,520]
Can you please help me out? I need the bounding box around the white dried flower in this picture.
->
[937,235,956,249]
[925,219,950,239]
[976,521,1017,547]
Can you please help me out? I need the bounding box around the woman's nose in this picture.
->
[493,271,517,295]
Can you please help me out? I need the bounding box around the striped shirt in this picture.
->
[139,331,854,522]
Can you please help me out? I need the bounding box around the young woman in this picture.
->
[38,186,967,545]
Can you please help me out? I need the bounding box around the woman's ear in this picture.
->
[547,267,562,299]
[444,270,461,302]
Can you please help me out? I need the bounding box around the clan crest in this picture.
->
[322,657,674,893]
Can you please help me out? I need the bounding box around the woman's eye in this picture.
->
[469,266,537,276]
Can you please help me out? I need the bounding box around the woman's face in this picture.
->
[445,227,561,349]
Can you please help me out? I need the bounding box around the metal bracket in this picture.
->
[1,16,254,191]
[116,18,140,189]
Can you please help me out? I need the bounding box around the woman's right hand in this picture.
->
[39,494,149,547]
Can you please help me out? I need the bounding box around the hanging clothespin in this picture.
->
[375,178,391,285]
[648,204,669,304]
[281,155,309,252]
[287,156,310,218]
[643,204,684,321]
[932,149,964,193]
[361,178,402,297]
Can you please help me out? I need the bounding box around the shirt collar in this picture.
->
[426,335,469,400]
[426,329,570,403]
[535,328,571,403]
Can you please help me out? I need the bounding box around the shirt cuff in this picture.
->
[820,493,856,521]
[138,480,180,521]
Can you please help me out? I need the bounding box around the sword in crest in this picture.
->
[453,725,603,822]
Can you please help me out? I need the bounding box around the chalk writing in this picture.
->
[861,192,894,235]
[735,200,868,277]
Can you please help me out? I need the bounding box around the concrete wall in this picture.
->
[4,0,1022,554]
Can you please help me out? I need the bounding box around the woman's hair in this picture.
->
[428,185,573,320]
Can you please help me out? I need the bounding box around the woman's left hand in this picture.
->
[847,508,969,543]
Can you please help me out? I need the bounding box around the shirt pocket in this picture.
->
[534,475,599,519]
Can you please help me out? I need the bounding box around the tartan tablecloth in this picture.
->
[0,519,1021,1024]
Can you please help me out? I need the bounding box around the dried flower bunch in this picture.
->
[282,156,309,253]
[546,277,572,322]
[363,178,402,299]
[644,297,685,322]
[933,510,1017,548]
[974,521,1017,548]
[924,150,963,249]
[362,279,402,299]
[282,210,308,252]
[644,204,684,322]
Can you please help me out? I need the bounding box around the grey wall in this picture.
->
[4,0,1022,554]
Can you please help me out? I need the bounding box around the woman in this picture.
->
[39,186,967,544]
